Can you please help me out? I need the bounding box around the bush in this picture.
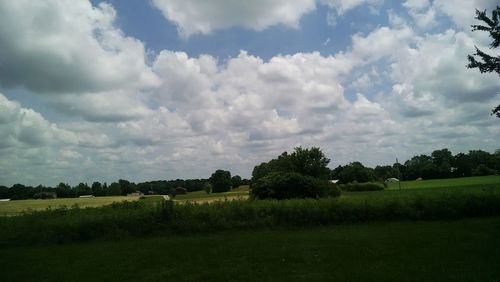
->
[340,182,385,192]
[251,172,336,200]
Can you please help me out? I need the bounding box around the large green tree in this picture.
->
[467,6,500,117]
[231,175,242,189]
[210,169,232,193]
[251,147,330,182]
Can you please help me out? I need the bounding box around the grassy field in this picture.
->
[1,216,499,281]
[173,185,250,203]
[0,196,141,216]
[2,176,499,215]
[386,175,500,190]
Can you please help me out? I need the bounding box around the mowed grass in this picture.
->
[386,175,500,190]
[174,185,250,202]
[1,216,499,282]
[0,196,141,215]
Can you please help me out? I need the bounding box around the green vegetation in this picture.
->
[386,175,500,190]
[339,181,385,192]
[1,217,499,281]
[467,6,500,117]
[209,169,232,193]
[173,188,249,202]
[251,147,335,199]
[2,180,500,245]
[251,172,339,199]
[0,196,141,216]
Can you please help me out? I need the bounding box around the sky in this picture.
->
[0,0,499,186]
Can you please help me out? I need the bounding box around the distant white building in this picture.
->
[329,180,339,184]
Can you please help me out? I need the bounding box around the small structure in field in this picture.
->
[0,199,11,202]
[385,178,399,182]
[127,191,144,196]
[175,187,187,195]
[329,179,339,184]
[79,195,95,198]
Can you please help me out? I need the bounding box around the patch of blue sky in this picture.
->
[96,0,394,61]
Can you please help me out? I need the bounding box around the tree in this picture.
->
[288,147,331,179]
[91,182,104,196]
[0,185,9,199]
[107,182,122,196]
[467,6,500,117]
[251,172,336,200]
[431,148,453,178]
[55,182,72,198]
[231,175,242,189]
[209,169,231,193]
[337,162,374,183]
[75,183,91,196]
[374,165,398,181]
[251,147,331,183]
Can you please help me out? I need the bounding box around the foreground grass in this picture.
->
[386,175,500,190]
[0,196,141,215]
[1,216,499,282]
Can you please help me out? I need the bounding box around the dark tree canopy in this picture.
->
[210,169,232,193]
[231,175,242,189]
[467,6,500,117]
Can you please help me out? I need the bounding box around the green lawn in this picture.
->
[0,196,141,215]
[1,216,499,281]
[386,175,500,190]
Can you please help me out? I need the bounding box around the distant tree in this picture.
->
[75,183,91,196]
[252,147,331,183]
[451,153,472,177]
[55,182,72,198]
[107,182,122,196]
[118,179,136,195]
[0,185,9,199]
[251,172,334,200]
[91,182,104,196]
[404,155,438,180]
[288,147,331,179]
[210,169,231,193]
[467,6,500,117]
[9,184,30,200]
[472,164,497,176]
[204,183,212,194]
[231,175,242,189]
[374,165,398,181]
[494,149,500,171]
[431,148,453,178]
[337,162,374,183]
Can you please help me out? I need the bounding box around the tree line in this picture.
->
[0,148,498,200]
[0,177,249,200]
[331,148,500,184]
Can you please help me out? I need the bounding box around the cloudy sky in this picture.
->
[0,0,499,186]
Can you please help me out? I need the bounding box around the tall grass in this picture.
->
[1,186,500,245]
